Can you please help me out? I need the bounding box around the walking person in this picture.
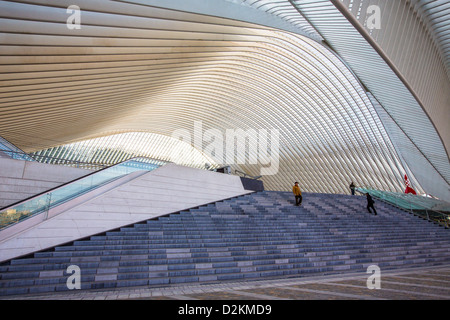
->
[365,193,377,215]
[293,182,302,206]
[350,182,355,195]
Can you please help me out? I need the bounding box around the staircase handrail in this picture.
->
[234,170,262,180]
[356,187,449,228]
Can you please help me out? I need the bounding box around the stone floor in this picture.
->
[1,264,449,301]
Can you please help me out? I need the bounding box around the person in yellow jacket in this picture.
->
[293,182,302,206]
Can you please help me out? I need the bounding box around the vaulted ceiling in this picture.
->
[0,0,448,200]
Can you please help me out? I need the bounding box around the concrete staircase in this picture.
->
[1,191,449,296]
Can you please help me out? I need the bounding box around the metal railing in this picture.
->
[0,136,34,161]
[356,187,450,228]
[234,170,262,180]
[0,157,166,231]
[0,149,112,170]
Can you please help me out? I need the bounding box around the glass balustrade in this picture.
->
[356,187,450,228]
[0,136,34,161]
[0,158,165,230]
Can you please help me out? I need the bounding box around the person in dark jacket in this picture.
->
[365,193,377,215]
[350,182,355,195]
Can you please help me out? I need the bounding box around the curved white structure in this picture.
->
[0,0,448,200]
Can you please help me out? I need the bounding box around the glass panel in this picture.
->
[0,136,34,161]
[0,158,165,230]
[356,187,450,228]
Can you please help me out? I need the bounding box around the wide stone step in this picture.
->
[110,222,444,231]
[56,239,450,256]
[3,245,449,275]
[1,254,449,296]
[107,227,444,237]
[85,235,449,247]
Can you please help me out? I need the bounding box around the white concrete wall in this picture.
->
[0,158,91,208]
[0,163,252,263]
